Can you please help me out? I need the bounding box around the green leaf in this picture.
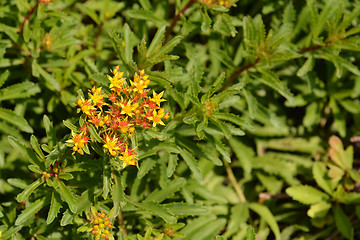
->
[180,148,202,182]
[56,180,77,213]
[135,202,176,224]
[63,120,79,133]
[257,68,293,100]
[297,55,315,77]
[47,192,62,224]
[246,227,256,240]
[43,115,57,148]
[164,203,209,216]
[203,72,226,101]
[329,98,346,137]
[144,178,186,203]
[209,117,231,139]
[212,112,252,130]
[8,136,43,167]
[32,61,60,91]
[0,81,40,102]
[139,0,152,10]
[200,7,211,32]
[334,204,353,239]
[249,203,281,240]
[167,154,178,177]
[0,108,33,133]
[0,69,10,88]
[23,20,31,42]
[15,198,46,225]
[286,185,329,205]
[46,141,67,168]
[111,173,125,218]
[152,36,182,59]
[313,162,334,195]
[30,135,45,160]
[137,158,157,178]
[307,201,331,218]
[17,178,43,203]
[77,4,100,25]
[126,10,165,27]
[92,73,109,88]
[88,124,102,142]
[147,24,166,57]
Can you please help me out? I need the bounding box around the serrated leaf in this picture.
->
[297,55,315,77]
[0,69,10,88]
[313,162,334,195]
[209,117,231,139]
[111,173,125,218]
[212,112,252,130]
[147,24,166,57]
[47,192,62,224]
[200,7,211,32]
[136,202,176,223]
[15,198,45,225]
[153,36,182,59]
[56,180,77,213]
[167,154,178,178]
[257,68,293,100]
[144,178,186,203]
[126,9,164,27]
[0,108,33,133]
[60,209,75,226]
[0,81,40,102]
[137,158,157,178]
[43,115,56,148]
[286,185,329,205]
[92,73,109,88]
[164,203,209,216]
[17,178,43,203]
[63,120,78,133]
[249,203,281,240]
[30,135,45,160]
[88,124,102,142]
[46,140,67,168]
[32,61,60,91]
[180,148,202,182]
[8,136,43,167]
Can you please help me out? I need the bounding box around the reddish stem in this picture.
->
[165,0,197,43]
[94,22,104,49]
[19,0,40,34]
[225,40,334,90]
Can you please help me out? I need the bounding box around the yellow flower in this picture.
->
[147,109,165,127]
[151,90,166,107]
[77,97,95,116]
[108,66,126,90]
[120,147,137,168]
[89,86,105,108]
[103,135,121,157]
[120,100,139,117]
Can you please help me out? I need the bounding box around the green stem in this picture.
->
[224,160,246,203]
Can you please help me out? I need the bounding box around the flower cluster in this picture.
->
[88,211,114,240]
[66,67,168,168]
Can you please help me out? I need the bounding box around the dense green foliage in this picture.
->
[1,0,360,239]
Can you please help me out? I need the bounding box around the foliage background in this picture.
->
[0,0,360,239]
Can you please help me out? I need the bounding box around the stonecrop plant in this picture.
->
[1,0,360,240]
[66,67,168,168]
